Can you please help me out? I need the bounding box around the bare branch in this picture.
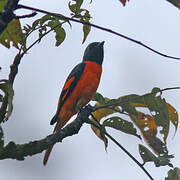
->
[16,4,180,61]
[0,105,90,160]
[15,12,37,19]
[9,53,23,84]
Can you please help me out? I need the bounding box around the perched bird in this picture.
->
[43,41,105,165]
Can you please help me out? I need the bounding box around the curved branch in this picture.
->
[16,4,180,61]
[0,104,154,180]
[0,106,90,160]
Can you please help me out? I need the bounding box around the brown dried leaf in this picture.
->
[167,103,178,134]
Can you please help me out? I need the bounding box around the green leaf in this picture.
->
[105,98,121,106]
[0,94,3,102]
[92,92,105,104]
[103,116,141,139]
[68,0,84,14]
[0,81,14,121]
[0,0,25,49]
[139,144,173,167]
[0,19,24,49]
[55,27,66,46]
[82,10,91,44]
[145,135,168,155]
[123,88,170,143]
[0,0,7,11]
[82,24,91,44]
[76,0,84,11]
[155,155,174,167]
[0,126,4,147]
[39,15,54,26]
[165,167,180,180]
[33,15,66,46]
[32,15,53,28]
[47,20,66,46]
[119,94,142,104]
[139,144,158,164]
[68,2,77,13]
[119,95,139,117]
[143,90,170,142]
[121,101,138,118]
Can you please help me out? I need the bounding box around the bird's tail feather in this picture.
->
[43,145,54,166]
[43,118,67,166]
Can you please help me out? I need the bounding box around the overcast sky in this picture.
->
[1,0,180,180]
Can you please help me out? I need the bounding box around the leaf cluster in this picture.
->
[0,0,92,50]
[91,88,178,168]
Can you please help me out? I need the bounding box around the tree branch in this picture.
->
[0,0,19,34]
[0,53,23,123]
[89,113,154,180]
[93,87,180,111]
[166,0,180,9]
[9,53,23,84]
[0,105,91,160]
[15,12,37,19]
[16,4,180,61]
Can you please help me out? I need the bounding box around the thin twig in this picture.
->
[15,12,37,19]
[21,24,60,56]
[89,114,154,180]
[16,4,180,61]
[161,87,180,92]
[105,132,154,180]
[93,87,180,111]
[21,14,74,56]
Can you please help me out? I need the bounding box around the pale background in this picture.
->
[1,0,180,179]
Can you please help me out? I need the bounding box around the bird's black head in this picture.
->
[82,41,105,65]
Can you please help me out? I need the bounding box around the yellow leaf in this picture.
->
[91,122,108,149]
[90,100,120,149]
[167,103,178,134]
[130,112,157,138]
[131,102,147,107]
[130,112,168,155]
[82,24,91,44]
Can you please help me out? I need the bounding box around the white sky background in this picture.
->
[1,0,180,179]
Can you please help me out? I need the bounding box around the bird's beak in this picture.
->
[96,41,105,47]
[100,41,105,46]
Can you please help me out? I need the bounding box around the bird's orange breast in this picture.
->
[59,61,102,124]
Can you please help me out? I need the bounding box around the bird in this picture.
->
[43,41,105,165]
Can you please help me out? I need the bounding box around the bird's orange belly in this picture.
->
[59,61,102,121]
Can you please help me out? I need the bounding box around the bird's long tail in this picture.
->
[43,120,65,166]
[43,145,53,166]
[43,126,57,166]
